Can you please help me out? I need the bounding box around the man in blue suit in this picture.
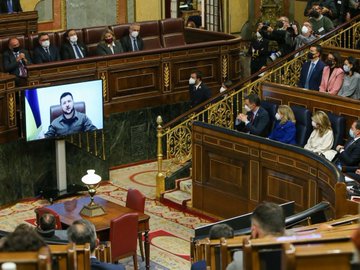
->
[33,33,60,64]
[67,219,125,270]
[298,44,326,91]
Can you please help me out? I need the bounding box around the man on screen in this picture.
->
[44,92,97,138]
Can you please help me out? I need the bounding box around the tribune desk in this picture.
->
[47,196,151,269]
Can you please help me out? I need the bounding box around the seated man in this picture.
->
[33,33,60,64]
[335,120,360,167]
[61,29,87,60]
[235,93,270,137]
[44,92,97,138]
[2,37,31,85]
[209,224,234,240]
[36,213,68,241]
[227,202,285,270]
[0,0,22,13]
[67,219,125,270]
[121,23,144,52]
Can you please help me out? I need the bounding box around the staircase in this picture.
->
[162,177,192,209]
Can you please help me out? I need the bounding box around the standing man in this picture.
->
[298,44,326,90]
[44,92,97,138]
[3,37,31,85]
[0,0,22,13]
[235,93,270,137]
[335,120,360,167]
[121,23,144,52]
[61,29,87,60]
[33,33,60,64]
[188,70,211,108]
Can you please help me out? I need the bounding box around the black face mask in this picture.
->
[307,52,315,60]
[309,10,320,19]
[326,60,334,66]
[12,47,20,53]
[276,21,284,29]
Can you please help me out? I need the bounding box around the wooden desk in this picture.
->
[47,196,151,269]
[0,11,38,37]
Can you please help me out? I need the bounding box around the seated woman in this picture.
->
[268,105,296,145]
[304,110,336,160]
[338,57,360,99]
[96,29,124,56]
[319,51,344,95]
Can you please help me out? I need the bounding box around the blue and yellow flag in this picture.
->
[25,89,42,140]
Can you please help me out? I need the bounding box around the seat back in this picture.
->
[82,26,109,56]
[95,241,112,263]
[35,207,62,230]
[74,243,91,270]
[109,24,130,42]
[126,188,146,213]
[140,20,162,50]
[160,18,186,47]
[326,112,345,149]
[0,35,27,72]
[49,243,77,270]
[291,106,312,147]
[28,32,56,55]
[261,100,278,130]
[110,213,138,262]
[49,101,85,123]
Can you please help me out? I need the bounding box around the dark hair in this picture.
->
[192,70,203,80]
[354,120,360,130]
[64,29,76,39]
[251,202,285,236]
[328,52,342,68]
[223,80,233,88]
[310,44,322,55]
[245,93,261,106]
[39,213,56,231]
[0,224,47,251]
[346,56,359,73]
[38,32,49,39]
[67,219,96,252]
[59,92,73,104]
[209,224,234,240]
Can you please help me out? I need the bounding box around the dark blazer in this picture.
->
[338,138,360,166]
[90,258,125,270]
[235,107,270,137]
[96,40,124,56]
[61,41,87,60]
[2,48,32,76]
[0,0,22,13]
[33,45,61,64]
[189,82,211,108]
[121,35,144,52]
[298,60,326,91]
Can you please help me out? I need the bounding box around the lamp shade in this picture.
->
[81,170,101,185]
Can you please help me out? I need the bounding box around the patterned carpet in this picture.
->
[0,160,212,270]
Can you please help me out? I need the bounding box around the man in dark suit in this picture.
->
[67,219,125,270]
[33,33,60,64]
[61,29,87,60]
[36,213,68,241]
[235,93,270,137]
[335,120,360,167]
[298,44,326,90]
[0,0,22,13]
[3,37,31,85]
[121,23,144,52]
[188,70,211,108]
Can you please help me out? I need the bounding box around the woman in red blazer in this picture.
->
[319,51,344,95]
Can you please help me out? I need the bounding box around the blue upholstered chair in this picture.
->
[290,105,312,147]
[326,112,345,149]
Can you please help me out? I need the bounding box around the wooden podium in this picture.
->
[0,11,38,37]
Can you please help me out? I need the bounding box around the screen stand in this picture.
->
[56,139,67,195]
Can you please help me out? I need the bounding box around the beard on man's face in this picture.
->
[63,107,74,115]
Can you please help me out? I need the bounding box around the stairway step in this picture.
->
[163,190,191,206]
[179,179,192,194]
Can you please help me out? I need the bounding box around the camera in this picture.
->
[261,21,270,31]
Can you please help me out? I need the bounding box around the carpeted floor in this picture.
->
[0,160,212,270]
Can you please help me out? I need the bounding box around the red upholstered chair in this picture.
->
[110,213,139,270]
[109,24,131,41]
[0,35,27,72]
[139,20,162,50]
[126,189,146,261]
[82,26,109,56]
[56,29,84,49]
[160,18,186,48]
[28,32,56,58]
[35,207,62,229]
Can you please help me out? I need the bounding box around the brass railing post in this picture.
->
[156,115,165,200]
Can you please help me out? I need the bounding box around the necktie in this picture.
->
[133,38,139,51]
[16,53,27,77]
[7,0,13,13]
[304,62,315,89]
[72,43,83,59]
[44,47,51,60]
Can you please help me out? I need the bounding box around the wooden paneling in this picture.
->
[192,122,342,219]
[0,11,38,36]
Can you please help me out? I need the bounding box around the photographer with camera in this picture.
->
[248,23,269,75]
[308,3,334,36]
[259,16,298,62]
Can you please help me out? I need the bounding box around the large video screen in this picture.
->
[24,80,103,142]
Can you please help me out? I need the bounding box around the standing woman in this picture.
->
[338,56,360,100]
[268,105,297,145]
[96,29,124,56]
[319,51,344,95]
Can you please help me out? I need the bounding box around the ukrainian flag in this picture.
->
[25,89,42,140]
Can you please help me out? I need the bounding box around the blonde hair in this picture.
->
[278,105,296,125]
[101,29,116,42]
[312,111,332,137]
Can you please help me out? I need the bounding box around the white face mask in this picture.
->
[69,35,78,43]
[131,31,139,38]
[275,113,281,121]
[189,78,196,85]
[41,40,50,48]
[312,121,317,128]
[349,128,355,138]
[301,26,309,35]
[343,65,350,73]
[220,86,226,93]
[244,104,251,112]
[256,32,262,39]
